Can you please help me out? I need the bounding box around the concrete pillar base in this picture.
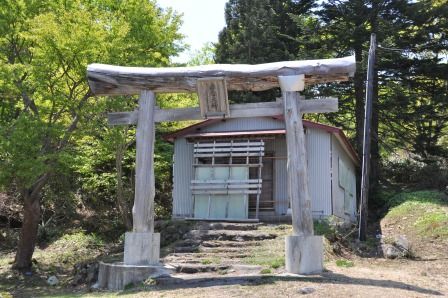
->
[124,232,160,265]
[97,262,174,290]
[285,235,323,274]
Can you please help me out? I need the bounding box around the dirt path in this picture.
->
[121,258,447,298]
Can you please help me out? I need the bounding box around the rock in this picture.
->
[383,244,401,259]
[382,235,412,259]
[395,235,411,253]
[47,275,59,286]
[298,287,316,294]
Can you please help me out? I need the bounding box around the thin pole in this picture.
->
[359,34,376,241]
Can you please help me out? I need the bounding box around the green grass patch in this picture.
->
[201,259,212,265]
[388,190,447,209]
[385,191,448,239]
[414,211,448,238]
[260,268,272,274]
[243,225,288,269]
[200,256,221,265]
[335,259,354,267]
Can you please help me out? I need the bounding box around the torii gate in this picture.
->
[87,56,356,289]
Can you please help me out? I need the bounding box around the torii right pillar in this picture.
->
[279,75,324,274]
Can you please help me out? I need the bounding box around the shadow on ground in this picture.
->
[122,271,443,296]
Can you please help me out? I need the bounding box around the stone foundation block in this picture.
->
[285,235,323,274]
[97,262,173,290]
[124,232,160,265]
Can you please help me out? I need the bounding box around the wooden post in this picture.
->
[359,34,376,241]
[280,75,322,274]
[282,92,314,236]
[133,90,156,232]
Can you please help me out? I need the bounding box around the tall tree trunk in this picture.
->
[13,191,41,270]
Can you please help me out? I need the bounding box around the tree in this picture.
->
[215,0,448,198]
[215,0,316,103]
[0,0,182,270]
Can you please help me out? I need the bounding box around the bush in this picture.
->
[382,155,448,190]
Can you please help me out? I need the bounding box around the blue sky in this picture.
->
[158,0,228,63]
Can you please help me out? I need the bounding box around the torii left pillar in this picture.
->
[98,90,164,290]
[124,90,160,265]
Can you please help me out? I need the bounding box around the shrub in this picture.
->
[382,155,448,190]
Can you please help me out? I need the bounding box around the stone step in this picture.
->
[195,222,262,231]
[201,240,261,248]
[184,230,276,242]
[171,263,231,274]
[172,246,200,253]
[199,246,249,253]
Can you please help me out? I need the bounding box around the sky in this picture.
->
[158,0,228,63]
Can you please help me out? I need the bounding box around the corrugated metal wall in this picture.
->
[171,117,353,221]
[306,128,332,217]
[273,135,288,215]
[331,135,357,221]
[272,129,332,217]
[172,138,194,218]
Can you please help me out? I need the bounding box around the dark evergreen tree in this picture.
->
[215,0,316,102]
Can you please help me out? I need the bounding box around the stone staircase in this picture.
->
[162,222,277,274]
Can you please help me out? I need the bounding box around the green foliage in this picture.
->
[0,0,184,267]
[187,42,216,66]
[335,259,354,268]
[314,219,337,238]
[0,0,183,194]
[216,0,315,103]
[382,155,448,190]
[55,231,104,249]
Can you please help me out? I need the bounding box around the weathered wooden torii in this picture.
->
[87,56,355,288]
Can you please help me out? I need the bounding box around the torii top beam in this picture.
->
[87,56,356,96]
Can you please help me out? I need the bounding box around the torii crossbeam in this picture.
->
[87,56,356,289]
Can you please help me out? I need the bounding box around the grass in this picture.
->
[414,211,448,238]
[385,190,448,239]
[0,231,110,298]
[200,256,221,265]
[243,225,289,269]
[260,268,272,274]
[201,259,212,265]
[335,259,354,268]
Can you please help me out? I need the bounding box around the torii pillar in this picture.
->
[279,75,323,274]
[123,90,160,265]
